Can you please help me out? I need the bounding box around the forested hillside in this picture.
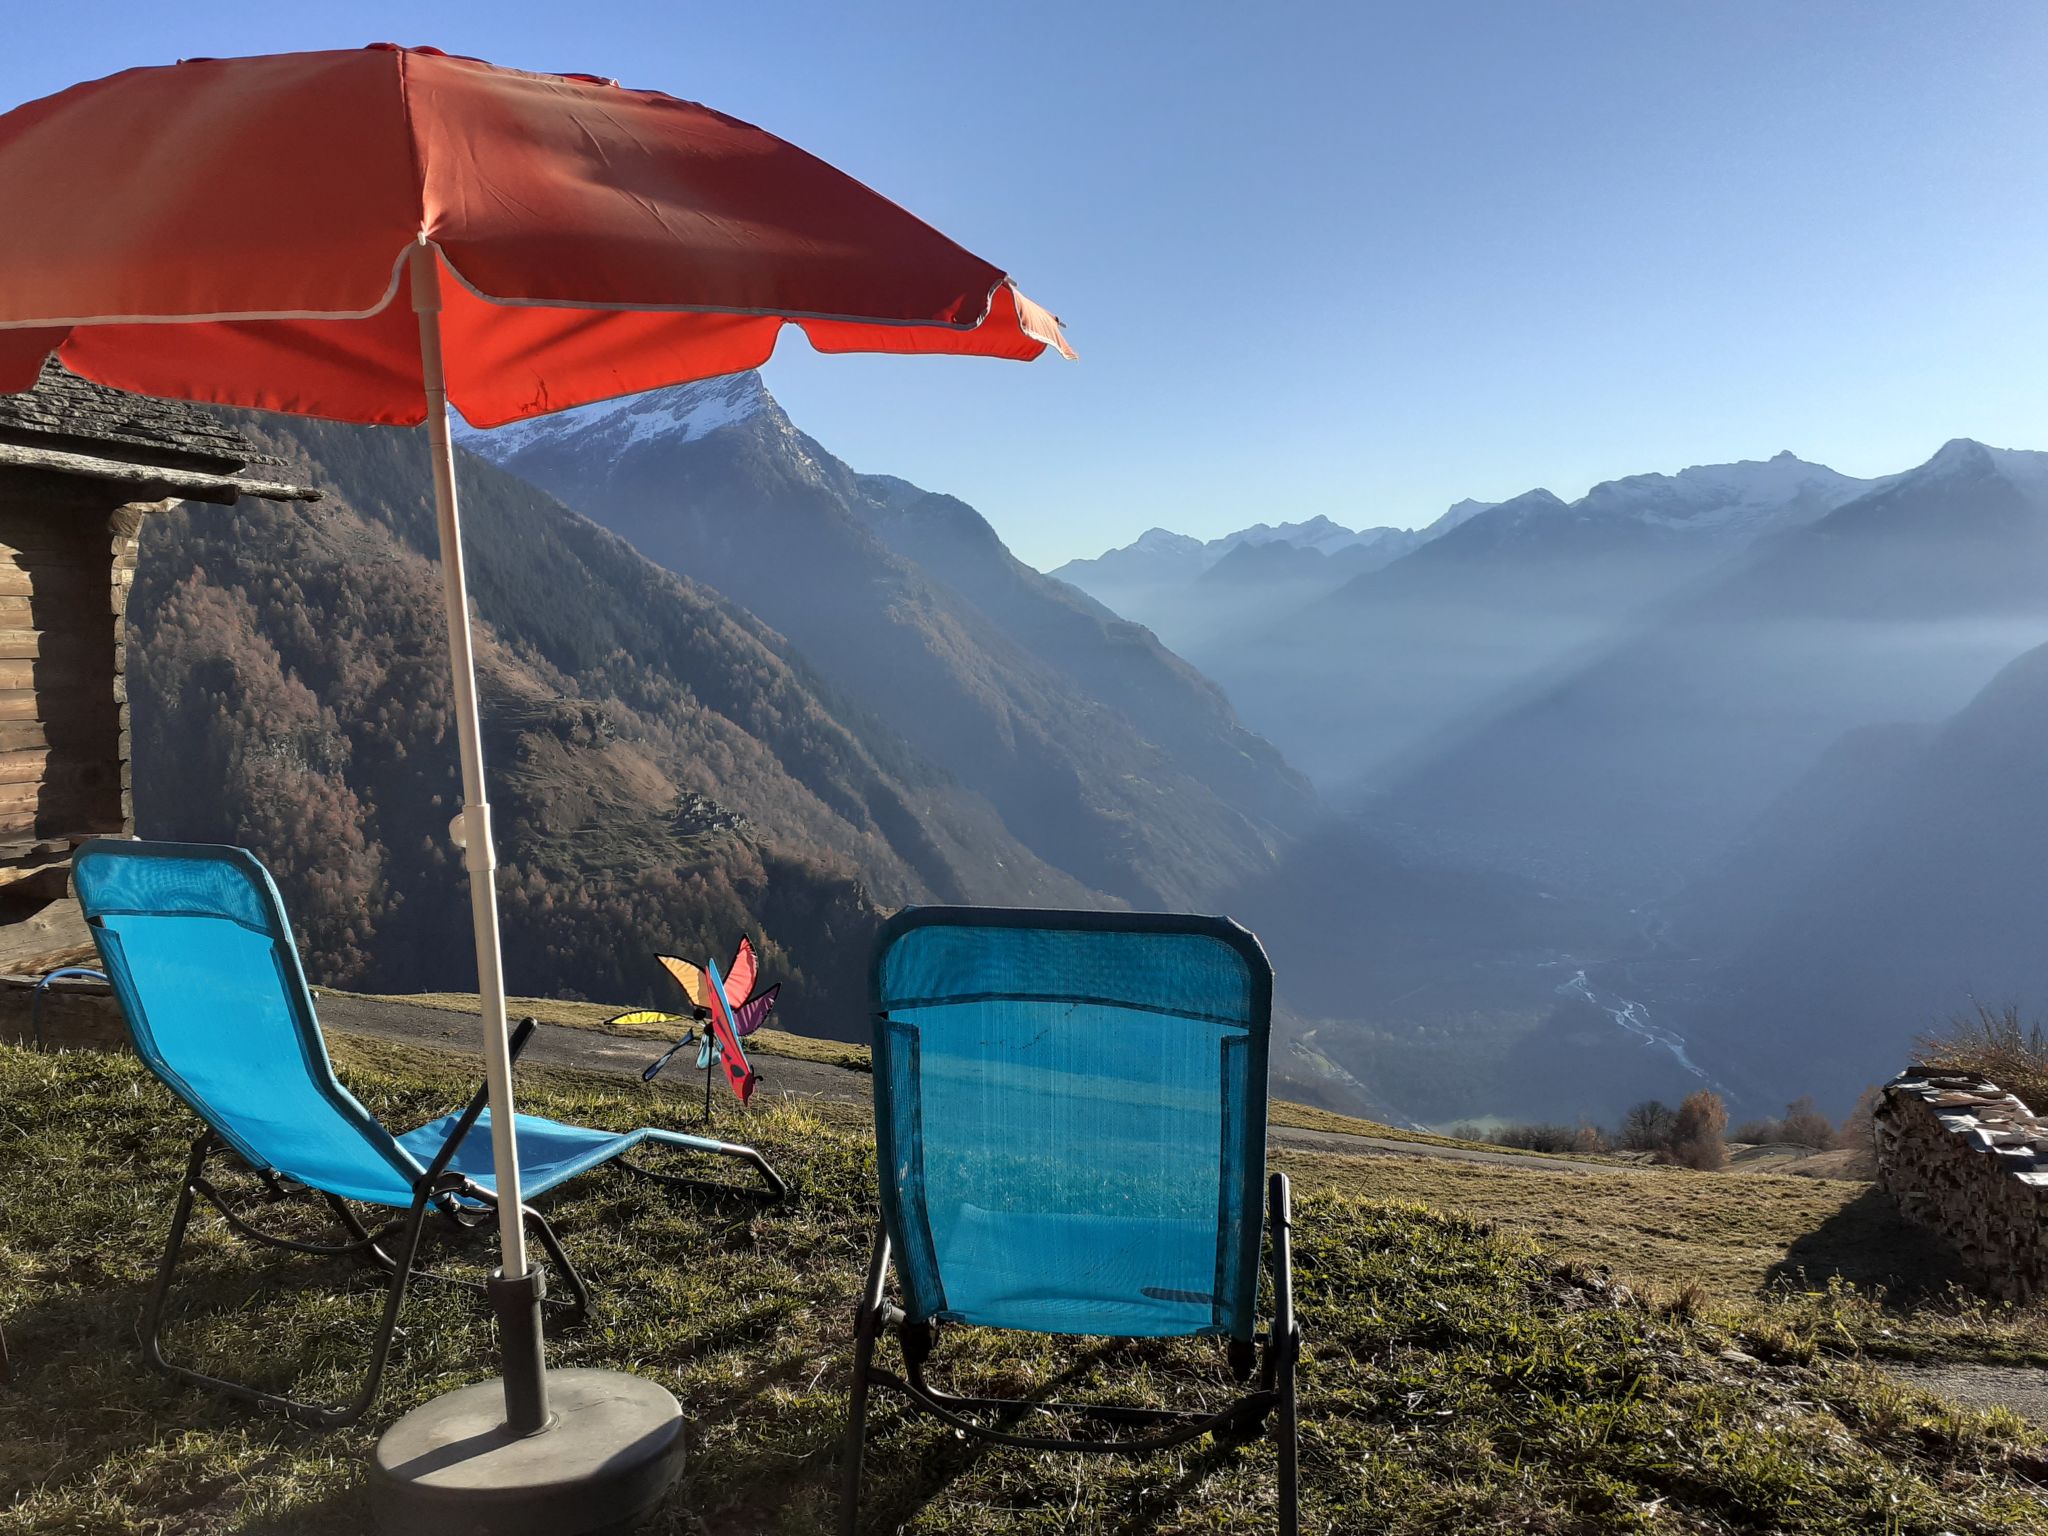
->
[127,413,1095,1035]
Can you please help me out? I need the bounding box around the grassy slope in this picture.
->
[3,1042,2046,1534]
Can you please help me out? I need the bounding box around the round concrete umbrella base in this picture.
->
[371,1369,685,1536]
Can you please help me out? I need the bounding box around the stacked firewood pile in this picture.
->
[1874,1072,2048,1300]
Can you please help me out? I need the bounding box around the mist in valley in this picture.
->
[1064,440,2048,1128]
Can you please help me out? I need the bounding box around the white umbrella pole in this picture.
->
[408,244,530,1284]
[375,254,685,1518]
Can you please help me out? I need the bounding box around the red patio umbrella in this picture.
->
[0,43,1068,1531]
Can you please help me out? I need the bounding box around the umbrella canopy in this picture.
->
[0,43,1068,1454]
[0,43,1069,421]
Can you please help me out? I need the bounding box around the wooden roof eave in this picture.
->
[0,440,319,506]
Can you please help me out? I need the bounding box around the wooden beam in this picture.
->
[0,442,318,504]
[0,658,113,692]
[0,894,94,974]
[0,852,69,890]
[0,835,76,861]
[2,759,116,796]
[0,630,117,665]
[0,565,114,599]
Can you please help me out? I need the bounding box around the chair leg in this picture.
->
[840,1226,892,1536]
[520,1202,594,1325]
[141,1133,436,1429]
[722,1141,789,1202]
[1269,1172,1298,1536]
[618,1137,788,1202]
[139,1134,210,1379]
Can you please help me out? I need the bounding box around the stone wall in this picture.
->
[1874,1072,2048,1300]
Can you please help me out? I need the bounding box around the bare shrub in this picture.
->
[1734,1095,1835,1148]
[1665,1090,1728,1171]
[1915,1004,2048,1110]
[1833,1085,1881,1179]
[1619,1100,1675,1152]
[1779,1096,1835,1149]
[1488,1123,1584,1154]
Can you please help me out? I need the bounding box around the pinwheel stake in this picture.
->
[631,940,782,1126]
[0,44,1067,1536]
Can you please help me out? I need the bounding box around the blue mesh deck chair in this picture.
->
[74,839,785,1428]
[841,907,1298,1534]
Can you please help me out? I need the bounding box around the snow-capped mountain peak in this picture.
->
[457,370,772,461]
[1133,527,1205,555]
[1891,438,2048,504]
[1571,451,1865,538]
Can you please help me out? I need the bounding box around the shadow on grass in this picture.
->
[0,1269,385,1525]
[838,1334,1275,1535]
[850,1342,1121,1532]
[1763,1185,1969,1301]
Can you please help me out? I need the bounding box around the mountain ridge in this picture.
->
[458,370,1318,909]
[1375,436,2048,897]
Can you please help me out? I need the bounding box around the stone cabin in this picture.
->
[0,361,316,1028]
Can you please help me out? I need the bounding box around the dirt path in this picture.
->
[316,993,1622,1174]
[1887,1362,2048,1426]
[317,992,865,1101]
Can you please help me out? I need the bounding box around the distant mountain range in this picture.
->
[1056,512,1439,587]
[1049,505,1486,656]
[1379,439,2048,899]
[1056,450,1879,785]
[1060,448,1864,596]
[1050,437,2048,1118]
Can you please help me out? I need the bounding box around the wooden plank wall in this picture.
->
[0,488,138,964]
[0,495,131,842]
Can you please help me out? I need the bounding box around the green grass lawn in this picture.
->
[3,1040,2046,1534]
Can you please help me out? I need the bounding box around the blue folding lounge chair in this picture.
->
[74,839,786,1428]
[842,907,1298,1534]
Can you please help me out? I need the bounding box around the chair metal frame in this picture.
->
[76,839,786,1427]
[839,906,1301,1534]
[841,1172,1297,1533]
[143,1019,564,1428]
[141,1017,784,1428]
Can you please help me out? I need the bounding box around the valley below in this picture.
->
[107,354,2048,1132]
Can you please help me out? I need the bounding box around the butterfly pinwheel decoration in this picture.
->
[611,937,779,1109]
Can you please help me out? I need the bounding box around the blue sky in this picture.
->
[6,2,2048,567]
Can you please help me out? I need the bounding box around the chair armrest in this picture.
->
[420,1016,539,1186]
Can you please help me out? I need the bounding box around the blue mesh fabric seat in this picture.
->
[840,907,1299,1534]
[73,839,783,1428]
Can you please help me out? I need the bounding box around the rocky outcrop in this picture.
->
[1875,1072,2048,1300]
